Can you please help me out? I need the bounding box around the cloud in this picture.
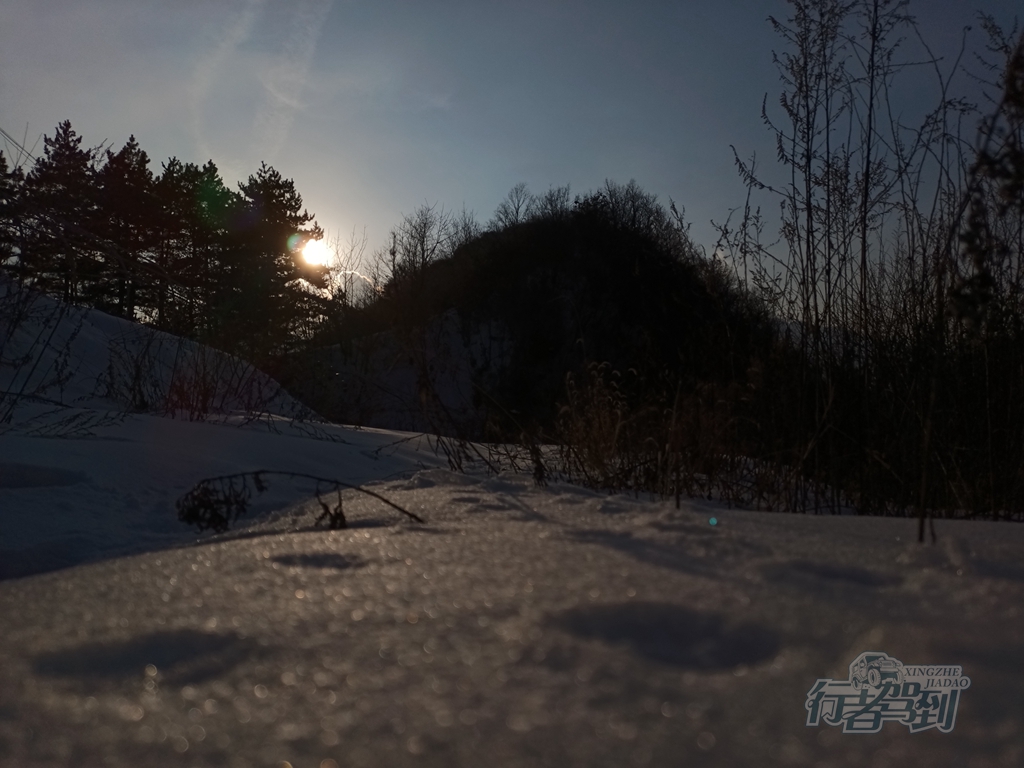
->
[250,0,334,165]
[188,0,269,163]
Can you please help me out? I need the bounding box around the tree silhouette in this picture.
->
[21,121,100,303]
[152,158,234,337]
[217,162,323,362]
[2,123,339,365]
[489,182,536,229]
[95,135,157,318]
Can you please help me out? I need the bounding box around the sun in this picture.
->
[301,238,330,266]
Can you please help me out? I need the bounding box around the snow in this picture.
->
[2,288,1023,767]
[0,415,440,580]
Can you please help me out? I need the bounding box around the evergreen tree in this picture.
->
[153,158,233,337]
[217,162,323,361]
[9,123,330,366]
[22,121,100,303]
[95,135,157,318]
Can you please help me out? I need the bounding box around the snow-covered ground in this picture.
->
[0,414,441,580]
[2,288,1023,767]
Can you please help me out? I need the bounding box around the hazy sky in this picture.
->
[0,1,1019,257]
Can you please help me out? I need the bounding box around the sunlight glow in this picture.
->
[302,238,331,266]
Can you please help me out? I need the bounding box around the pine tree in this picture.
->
[95,135,158,318]
[152,158,233,336]
[217,162,323,361]
[22,121,100,303]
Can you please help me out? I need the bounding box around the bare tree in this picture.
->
[367,203,458,295]
[395,203,455,276]
[450,206,482,253]
[534,184,573,221]
[489,182,536,229]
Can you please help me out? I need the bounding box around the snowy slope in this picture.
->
[0,278,312,422]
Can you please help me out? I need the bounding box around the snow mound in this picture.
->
[0,278,313,426]
[0,414,444,580]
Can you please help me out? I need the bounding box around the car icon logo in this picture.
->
[850,652,905,689]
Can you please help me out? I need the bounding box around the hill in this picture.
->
[280,191,769,439]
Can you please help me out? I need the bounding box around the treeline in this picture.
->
[0,122,325,364]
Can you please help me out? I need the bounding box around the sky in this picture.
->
[0,0,1020,260]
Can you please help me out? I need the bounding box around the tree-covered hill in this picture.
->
[279,182,771,438]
